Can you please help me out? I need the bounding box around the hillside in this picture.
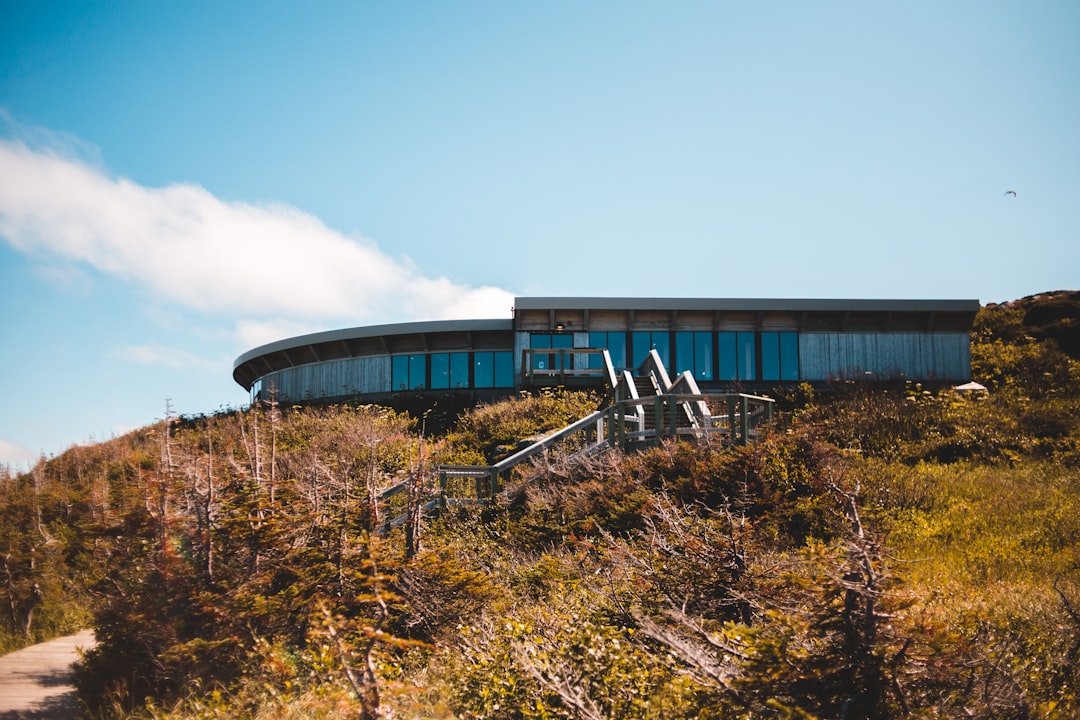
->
[1,292,1078,719]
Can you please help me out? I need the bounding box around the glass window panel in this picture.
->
[780,332,800,381]
[430,353,449,389]
[531,334,559,370]
[737,332,756,381]
[450,352,470,388]
[606,332,626,370]
[474,352,494,387]
[632,331,670,368]
[718,333,737,380]
[392,355,409,391]
[652,332,670,369]
[695,332,714,381]
[551,333,572,369]
[761,332,780,381]
[494,351,514,387]
[588,331,627,371]
[409,354,427,390]
[588,332,606,369]
[675,332,694,377]
[631,332,651,367]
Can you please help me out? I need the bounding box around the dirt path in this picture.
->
[0,631,95,719]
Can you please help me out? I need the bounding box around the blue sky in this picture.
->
[1,1,1077,467]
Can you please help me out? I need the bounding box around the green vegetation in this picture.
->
[1,291,1078,718]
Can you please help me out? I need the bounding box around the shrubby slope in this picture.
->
[0,291,1078,719]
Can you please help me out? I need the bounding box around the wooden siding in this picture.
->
[513,333,530,378]
[799,332,971,382]
[260,356,391,401]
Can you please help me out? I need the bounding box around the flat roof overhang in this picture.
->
[513,297,980,334]
[513,297,981,313]
[233,318,513,391]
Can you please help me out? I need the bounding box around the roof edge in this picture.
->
[513,297,981,312]
[233,318,512,371]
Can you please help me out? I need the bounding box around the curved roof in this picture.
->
[233,318,513,390]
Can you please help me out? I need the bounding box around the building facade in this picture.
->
[232,297,979,404]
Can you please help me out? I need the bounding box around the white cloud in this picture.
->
[113,343,219,372]
[0,437,37,469]
[234,318,332,351]
[0,136,515,331]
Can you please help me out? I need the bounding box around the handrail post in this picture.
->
[653,395,662,443]
[740,396,750,446]
[730,395,738,444]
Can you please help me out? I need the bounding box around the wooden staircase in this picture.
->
[375,350,775,531]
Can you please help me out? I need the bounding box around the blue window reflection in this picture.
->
[494,351,513,387]
[632,331,670,368]
[780,332,799,380]
[588,331,627,371]
[476,351,513,387]
[675,331,713,381]
[531,333,573,370]
[430,352,470,389]
[737,332,756,381]
[761,332,780,381]
[392,354,426,390]
[718,333,737,380]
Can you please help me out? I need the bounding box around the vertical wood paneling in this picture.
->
[514,333,530,379]
[799,332,970,382]
[258,356,392,401]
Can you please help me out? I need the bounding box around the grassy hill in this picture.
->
[1,291,1078,719]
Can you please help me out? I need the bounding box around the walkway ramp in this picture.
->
[0,630,95,719]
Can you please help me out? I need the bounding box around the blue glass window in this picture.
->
[475,352,493,387]
[631,331,670,368]
[695,332,714,381]
[476,351,513,388]
[761,332,781,381]
[737,332,756,381]
[451,352,470,387]
[718,333,737,380]
[531,333,573,370]
[430,352,470,389]
[409,354,426,389]
[588,331,627,371]
[392,354,427,390]
[780,332,799,380]
[430,353,449,389]
[494,351,514,387]
[675,331,713,381]
[392,355,408,391]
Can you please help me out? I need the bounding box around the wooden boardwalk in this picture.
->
[0,631,94,719]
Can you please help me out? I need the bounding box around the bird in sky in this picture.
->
[1004,190,1017,197]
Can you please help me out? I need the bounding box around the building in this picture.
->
[232,297,979,406]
